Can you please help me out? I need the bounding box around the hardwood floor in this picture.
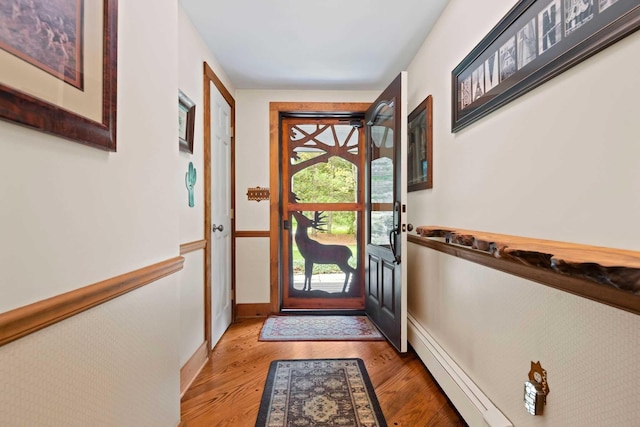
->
[180,318,467,426]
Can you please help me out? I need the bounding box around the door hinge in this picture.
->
[230,208,234,219]
[230,127,234,138]
[283,220,289,230]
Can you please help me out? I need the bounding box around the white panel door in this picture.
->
[210,82,232,349]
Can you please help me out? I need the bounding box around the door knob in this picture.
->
[212,224,224,232]
[407,224,414,232]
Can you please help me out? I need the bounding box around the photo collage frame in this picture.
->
[452,0,639,132]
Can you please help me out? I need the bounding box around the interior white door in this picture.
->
[210,82,232,349]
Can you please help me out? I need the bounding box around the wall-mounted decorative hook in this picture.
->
[247,186,269,202]
[185,162,197,207]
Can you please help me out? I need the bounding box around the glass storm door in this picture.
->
[281,117,365,310]
[365,72,408,352]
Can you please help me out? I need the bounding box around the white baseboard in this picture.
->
[407,313,512,427]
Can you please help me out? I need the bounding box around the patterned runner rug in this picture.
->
[258,315,384,341]
[255,358,387,427]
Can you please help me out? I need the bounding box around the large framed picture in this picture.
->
[0,0,118,151]
[178,90,195,154]
[408,95,433,192]
[452,0,640,132]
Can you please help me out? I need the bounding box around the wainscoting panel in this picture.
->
[0,274,181,425]
[179,250,205,367]
[408,313,512,427]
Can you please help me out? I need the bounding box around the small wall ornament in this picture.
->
[185,162,197,207]
[528,361,549,396]
[247,186,270,202]
[524,360,549,416]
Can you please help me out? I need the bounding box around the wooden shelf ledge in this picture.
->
[409,226,640,316]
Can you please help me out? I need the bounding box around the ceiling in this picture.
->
[179,0,450,91]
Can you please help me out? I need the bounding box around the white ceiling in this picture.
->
[179,0,450,90]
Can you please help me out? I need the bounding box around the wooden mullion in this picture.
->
[287,203,362,212]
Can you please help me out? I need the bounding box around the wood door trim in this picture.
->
[269,102,371,314]
[204,62,236,351]
[0,256,184,347]
[180,239,207,255]
[236,231,270,238]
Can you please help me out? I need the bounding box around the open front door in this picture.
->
[364,72,408,352]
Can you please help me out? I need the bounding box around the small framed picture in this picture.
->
[407,95,433,192]
[178,90,196,154]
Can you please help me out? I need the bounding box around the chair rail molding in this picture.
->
[0,256,185,346]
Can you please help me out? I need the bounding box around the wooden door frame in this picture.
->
[204,62,235,353]
[268,102,371,314]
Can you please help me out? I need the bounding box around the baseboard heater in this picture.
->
[407,313,512,427]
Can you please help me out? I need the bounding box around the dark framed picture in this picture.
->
[178,90,195,154]
[408,95,433,192]
[0,0,118,151]
[452,0,640,132]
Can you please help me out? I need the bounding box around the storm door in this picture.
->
[281,117,365,310]
[364,72,408,352]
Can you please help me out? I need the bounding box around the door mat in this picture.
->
[258,315,384,341]
[256,358,387,427]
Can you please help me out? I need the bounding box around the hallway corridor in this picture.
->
[180,318,466,426]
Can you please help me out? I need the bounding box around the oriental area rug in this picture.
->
[258,315,384,342]
[255,359,387,427]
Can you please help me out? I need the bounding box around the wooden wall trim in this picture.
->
[180,239,207,255]
[269,104,281,314]
[0,256,185,347]
[180,341,209,398]
[204,64,234,109]
[235,231,270,238]
[408,232,640,316]
[236,303,272,318]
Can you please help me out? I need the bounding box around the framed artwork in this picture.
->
[451,0,640,132]
[408,95,433,192]
[178,90,195,154]
[0,0,118,151]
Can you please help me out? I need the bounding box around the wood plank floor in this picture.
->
[180,318,467,426]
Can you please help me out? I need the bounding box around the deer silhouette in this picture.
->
[292,211,355,293]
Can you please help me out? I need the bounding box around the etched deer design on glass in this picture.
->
[292,211,355,293]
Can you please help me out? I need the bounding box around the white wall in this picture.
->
[0,0,182,424]
[177,6,235,367]
[234,89,378,304]
[406,0,640,425]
